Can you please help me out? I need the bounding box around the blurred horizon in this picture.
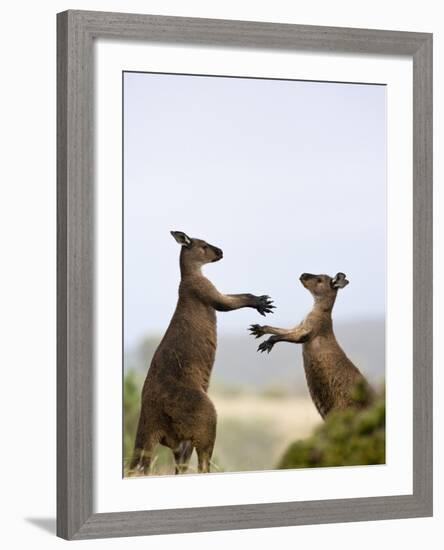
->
[124,316,385,394]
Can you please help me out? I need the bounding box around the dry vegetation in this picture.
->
[211,394,321,472]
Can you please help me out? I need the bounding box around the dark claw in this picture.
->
[256,295,275,316]
[249,324,264,338]
[258,339,274,354]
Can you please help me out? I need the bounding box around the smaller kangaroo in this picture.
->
[250,272,373,419]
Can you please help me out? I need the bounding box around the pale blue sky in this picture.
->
[124,72,386,349]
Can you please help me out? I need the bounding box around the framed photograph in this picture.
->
[57,10,433,540]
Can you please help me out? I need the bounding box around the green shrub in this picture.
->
[278,396,385,469]
[123,369,143,467]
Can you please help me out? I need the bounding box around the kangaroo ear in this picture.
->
[170,231,192,247]
[331,272,349,289]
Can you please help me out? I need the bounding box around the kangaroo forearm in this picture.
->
[271,327,310,344]
[200,283,273,316]
[261,325,293,336]
[213,293,257,311]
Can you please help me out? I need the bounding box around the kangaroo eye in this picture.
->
[202,245,208,251]
[317,278,322,283]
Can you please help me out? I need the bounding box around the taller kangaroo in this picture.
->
[130,231,275,475]
[250,272,373,419]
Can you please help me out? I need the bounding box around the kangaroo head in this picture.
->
[171,231,223,269]
[299,272,349,301]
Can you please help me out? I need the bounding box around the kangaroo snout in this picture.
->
[299,273,317,289]
[300,273,315,281]
[211,246,223,262]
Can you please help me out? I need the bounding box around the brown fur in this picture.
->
[129,231,274,475]
[250,272,374,419]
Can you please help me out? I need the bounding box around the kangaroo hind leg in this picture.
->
[196,439,215,474]
[174,440,194,474]
[195,398,217,474]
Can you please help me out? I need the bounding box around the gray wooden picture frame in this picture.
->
[57,9,433,540]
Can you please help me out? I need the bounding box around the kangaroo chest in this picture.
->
[161,302,218,391]
[302,340,340,418]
